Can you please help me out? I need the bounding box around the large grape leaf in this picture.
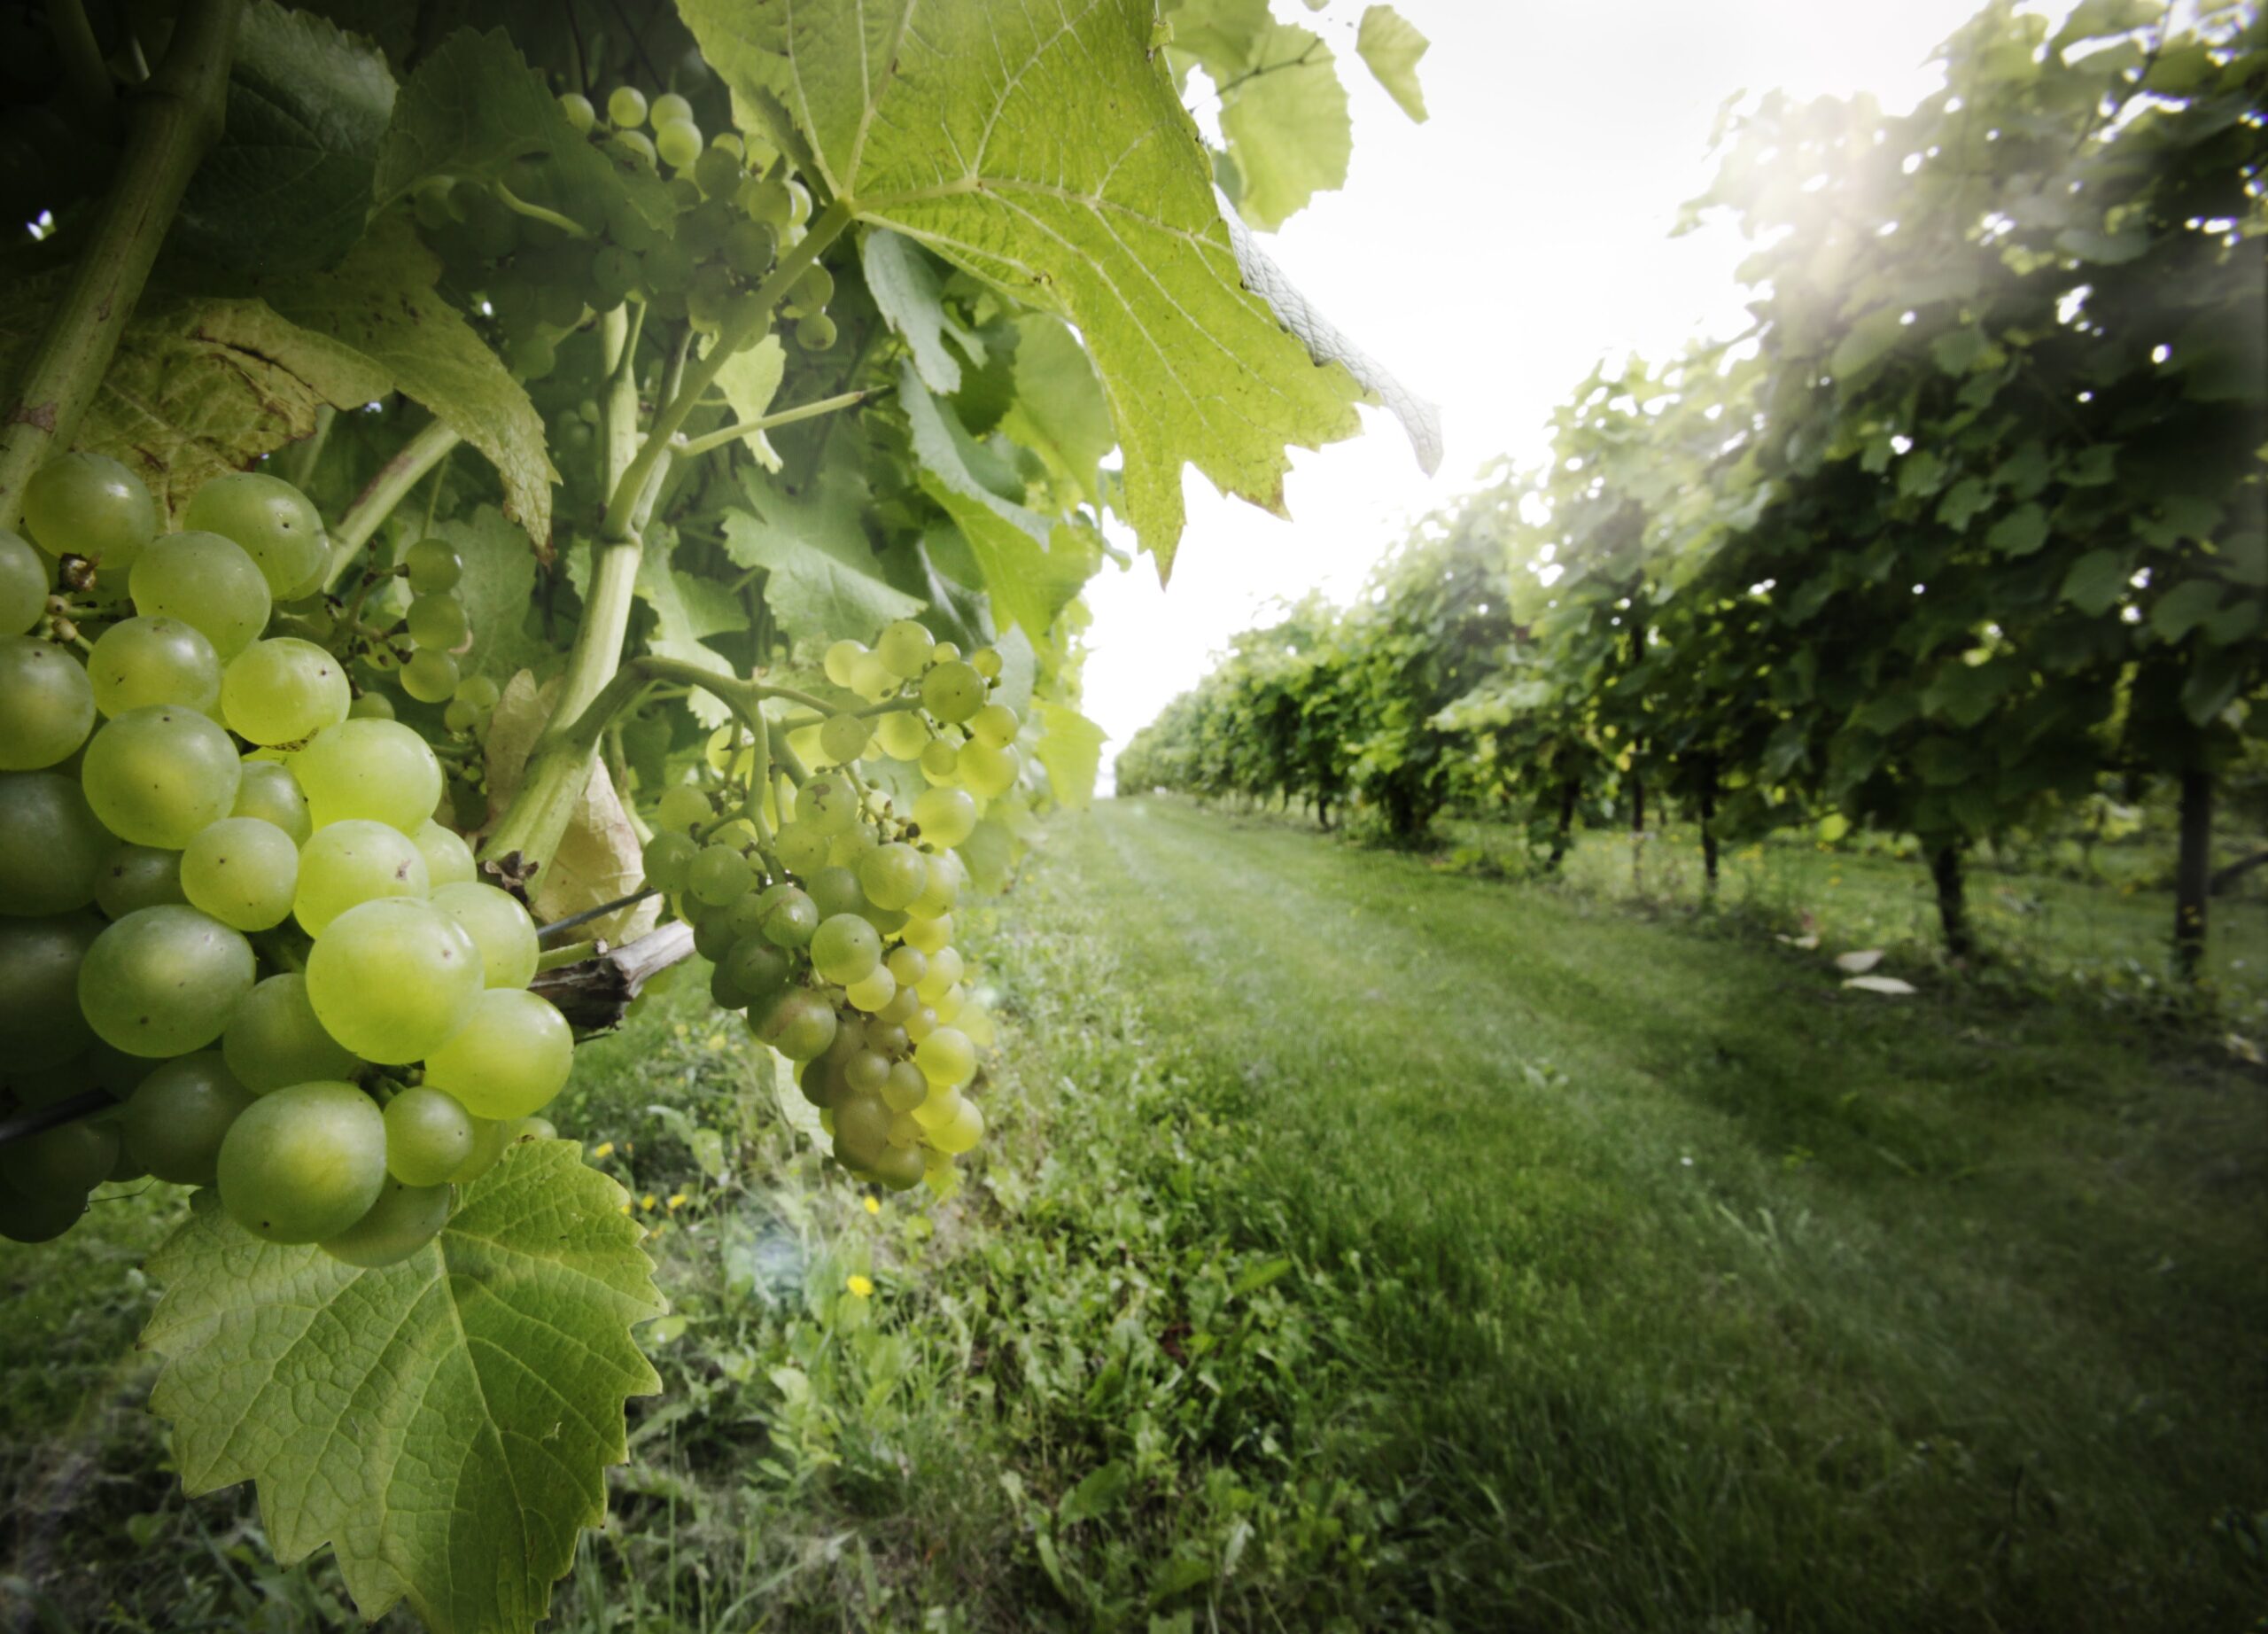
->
[723,463,922,641]
[997,314,1115,510]
[174,0,399,275]
[861,230,980,394]
[1034,701,1107,808]
[675,0,1366,579]
[141,1142,664,1634]
[900,362,1099,638]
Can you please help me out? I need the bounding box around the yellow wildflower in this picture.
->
[592,1141,616,1160]
[845,1274,874,1298]
[640,1193,656,1210]
[666,1192,687,1211]
[863,1196,881,1215]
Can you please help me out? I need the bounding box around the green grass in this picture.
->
[4,798,2263,1632]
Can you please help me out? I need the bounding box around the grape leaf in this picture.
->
[1035,700,1107,808]
[712,334,787,471]
[1984,502,2049,557]
[723,464,922,642]
[440,504,554,685]
[635,540,742,727]
[997,314,1115,510]
[900,362,1099,639]
[175,0,398,275]
[861,230,979,394]
[1216,21,1352,230]
[142,1144,663,1634]
[1355,5,1430,121]
[676,0,1365,578]
[2060,549,2130,615]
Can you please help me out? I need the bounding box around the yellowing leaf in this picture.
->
[1355,5,1430,121]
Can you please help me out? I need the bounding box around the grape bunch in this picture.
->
[0,455,562,1257]
[640,619,1023,1194]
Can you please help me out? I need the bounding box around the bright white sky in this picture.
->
[1084,0,2076,787]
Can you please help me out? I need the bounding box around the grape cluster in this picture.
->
[412,80,837,382]
[0,456,559,1257]
[641,620,1022,1194]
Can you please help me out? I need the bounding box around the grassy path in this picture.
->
[1039,798,2264,1630]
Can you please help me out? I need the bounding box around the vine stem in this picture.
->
[674,390,866,458]
[0,0,243,530]
[322,419,460,590]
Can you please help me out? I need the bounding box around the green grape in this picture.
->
[887,1109,921,1148]
[128,532,270,659]
[903,1004,938,1044]
[846,651,895,702]
[423,986,573,1118]
[0,914,99,1070]
[750,986,836,1061]
[723,935,791,1001]
[0,530,47,635]
[446,1115,508,1184]
[656,783,711,831]
[709,958,753,1010]
[822,639,867,687]
[687,907,735,961]
[442,697,478,733]
[92,843,184,918]
[794,262,835,309]
[0,636,95,769]
[232,759,312,844]
[885,945,928,988]
[920,738,959,784]
[912,786,977,849]
[959,740,1020,798]
[405,593,469,650]
[910,850,962,917]
[694,144,742,201]
[611,129,656,167]
[874,619,934,679]
[931,984,967,1024]
[796,1053,843,1109]
[920,660,986,725]
[928,1093,984,1155]
[348,690,395,720]
[739,175,791,227]
[832,1089,892,1171]
[592,245,640,303]
[222,971,358,1091]
[932,642,963,664]
[969,703,1020,748]
[221,637,350,745]
[649,91,693,126]
[383,1085,476,1186]
[454,673,501,712]
[783,178,812,225]
[429,880,540,989]
[794,775,858,836]
[121,1052,253,1185]
[182,472,326,598]
[321,1178,451,1268]
[795,312,837,351]
[292,719,442,832]
[866,1018,910,1056]
[182,816,299,932]
[0,1117,117,1201]
[819,713,871,765]
[403,537,462,594]
[0,1173,88,1242]
[811,913,881,984]
[970,647,1002,681]
[0,773,105,915]
[81,705,242,848]
[773,822,829,874]
[880,1059,928,1112]
[904,911,951,954]
[753,883,818,947]
[642,829,699,892]
[844,964,896,1013]
[843,1049,889,1095]
[722,217,774,276]
[655,120,703,168]
[216,1080,387,1243]
[294,818,428,936]
[88,614,226,723]
[413,819,477,887]
[822,1013,869,1068]
[505,1116,555,1144]
[22,452,156,572]
[78,905,255,1057]
[909,1085,958,1131]
[402,649,459,704]
[871,1139,926,1192]
[607,85,649,127]
[559,90,595,130]
[915,1024,975,1087]
[687,843,751,906]
[874,709,929,760]
[304,898,482,1064]
[858,843,928,911]
[804,865,864,921]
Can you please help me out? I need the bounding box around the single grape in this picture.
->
[811,913,882,984]
[723,931,794,997]
[823,639,867,687]
[909,1085,959,1132]
[348,690,395,720]
[832,1090,893,1171]
[903,1004,938,1043]
[910,850,962,917]
[656,783,711,832]
[845,964,896,1013]
[0,1117,118,1201]
[932,642,963,664]
[0,914,99,1070]
[844,1049,889,1095]
[794,776,857,836]
[881,1060,928,1112]
[232,758,312,844]
[819,712,871,765]
[129,532,270,658]
[687,843,752,906]
[803,865,865,922]
[904,911,952,954]
[970,647,1003,681]
[874,709,929,760]
[291,719,443,832]
[912,786,977,850]
[87,616,221,719]
[217,1080,387,1243]
[641,829,699,891]
[422,986,574,1119]
[305,898,482,1064]
[505,1116,555,1144]
[796,312,837,351]
[874,619,935,679]
[722,217,775,277]
[928,1093,984,1155]
[383,1085,476,1186]
[919,947,966,1001]
[294,818,429,936]
[773,822,829,875]
[454,673,501,712]
[402,649,459,704]
[0,1173,87,1242]
[870,1139,926,1192]
[181,472,326,598]
[783,178,812,224]
[695,144,742,202]
[182,816,299,931]
[611,129,656,167]
[607,85,649,128]
[221,971,358,1091]
[750,987,836,1061]
[321,1178,452,1268]
[920,660,985,724]
[78,904,255,1057]
[90,843,183,918]
[858,843,928,911]
[691,908,737,961]
[559,90,595,131]
[969,703,1020,749]
[429,880,540,989]
[886,1110,921,1148]
[0,530,47,635]
[448,1116,509,1184]
[920,738,959,785]
[403,537,462,594]
[81,705,242,848]
[122,1052,254,1185]
[0,773,105,915]
[649,90,693,127]
[914,1024,975,1088]
[413,819,477,887]
[22,452,156,572]
[406,593,469,650]
[0,635,95,769]
[931,983,967,1024]
[221,637,350,745]
[655,120,703,169]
